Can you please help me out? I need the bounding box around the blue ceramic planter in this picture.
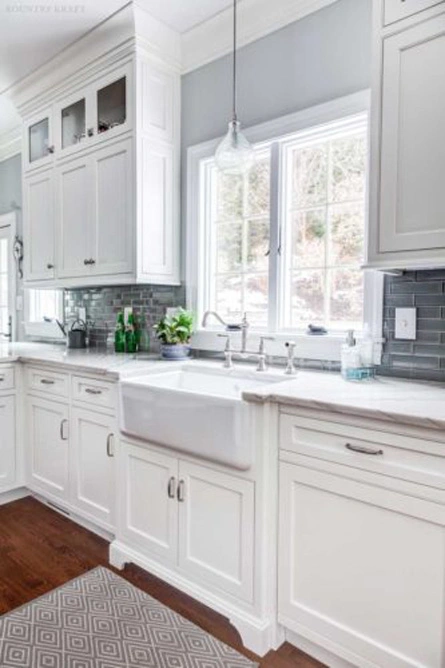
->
[160,343,191,360]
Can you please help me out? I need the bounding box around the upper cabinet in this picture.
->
[17,5,181,288]
[383,0,444,25]
[367,1,445,270]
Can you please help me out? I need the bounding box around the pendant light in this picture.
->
[215,0,255,175]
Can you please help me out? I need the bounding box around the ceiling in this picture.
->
[0,0,235,135]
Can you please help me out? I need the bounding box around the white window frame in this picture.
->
[24,289,65,340]
[187,90,384,362]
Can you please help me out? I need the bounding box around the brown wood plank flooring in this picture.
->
[0,497,326,667]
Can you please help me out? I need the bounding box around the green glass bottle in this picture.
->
[126,312,137,354]
[114,312,126,353]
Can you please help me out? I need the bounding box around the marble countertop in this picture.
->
[0,343,172,379]
[2,343,445,430]
[243,371,445,431]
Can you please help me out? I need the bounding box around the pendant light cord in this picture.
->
[232,0,237,123]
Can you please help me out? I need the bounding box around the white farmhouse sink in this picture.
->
[119,364,283,470]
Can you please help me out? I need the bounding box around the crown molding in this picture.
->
[181,0,339,74]
[0,126,22,163]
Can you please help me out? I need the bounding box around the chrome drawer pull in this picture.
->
[40,379,55,385]
[345,443,384,456]
[177,479,185,502]
[106,433,114,458]
[60,419,68,441]
[85,388,102,395]
[167,476,176,499]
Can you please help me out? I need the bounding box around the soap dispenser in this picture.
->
[341,330,361,381]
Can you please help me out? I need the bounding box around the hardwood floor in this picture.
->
[0,496,325,667]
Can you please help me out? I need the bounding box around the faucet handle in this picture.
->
[218,333,231,350]
[259,335,275,354]
[285,341,297,375]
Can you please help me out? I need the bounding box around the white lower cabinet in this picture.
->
[119,440,255,603]
[0,395,16,490]
[120,443,178,564]
[278,461,445,668]
[28,395,69,501]
[178,460,254,602]
[71,408,116,530]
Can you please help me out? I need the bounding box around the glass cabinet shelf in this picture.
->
[97,77,126,135]
[61,98,86,149]
[29,118,49,163]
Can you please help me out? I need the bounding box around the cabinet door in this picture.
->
[119,441,178,564]
[379,13,445,253]
[384,0,444,25]
[90,138,134,277]
[24,109,53,171]
[178,461,254,603]
[0,395,15,490]
[27,396,69,501]
[71,408,116,529]
[278,462,445,668]
[23,169,55,281]
[56,154,92,278]
[138,139,179,283]
[54,91,87,156]
[90,65,132,142]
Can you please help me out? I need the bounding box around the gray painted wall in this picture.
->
[181,0,372,150]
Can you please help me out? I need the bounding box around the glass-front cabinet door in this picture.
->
[24,110,53,171]
[97,77,127,135]
[61,98,86,149]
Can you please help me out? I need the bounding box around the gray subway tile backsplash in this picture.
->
[64,284,185,349]
[380,270,445,381]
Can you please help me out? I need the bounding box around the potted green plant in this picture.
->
[153,309,194,360]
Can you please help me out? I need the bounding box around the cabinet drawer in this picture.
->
[0,366,15,391]
[279,412,445,490]
[26,367,69,398]
[72,375,116,410]
[384,0,444,25]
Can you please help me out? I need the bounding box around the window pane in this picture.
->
[247,219,269,270]
[247,157,270,215]
[216,222,242,272]
[291,270,325,327]
[217,173,243,220]
[330,203,364,266]
[215,275,242,322]
[329,268,363,327]
[292,209,326,269]
[331,134,367,203]
[28,289,61,322]
[245,274,268,327]
[292,144,327,209]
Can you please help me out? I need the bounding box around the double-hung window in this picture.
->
[187,92,383,360]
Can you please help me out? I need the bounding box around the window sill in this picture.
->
[24,322,65,341]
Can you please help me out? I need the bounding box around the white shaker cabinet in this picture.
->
[0,395,16,491]
[178,460,254,603]
[70,408,116,530]
[56,139,133,280]
[368,5,445,269]
[119,441,179,565]
[23,168,55,281]
[27,395,69,502]
[117,440,255,603]
[278,460,445,668]
[56,154,91,279]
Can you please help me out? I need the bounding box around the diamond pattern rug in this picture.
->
[0,566,258,667]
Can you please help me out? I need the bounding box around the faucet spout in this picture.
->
[201,311,228,329]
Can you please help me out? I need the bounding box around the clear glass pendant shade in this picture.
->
[215,120,255,175]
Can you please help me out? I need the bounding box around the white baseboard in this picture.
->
[284,627,358,668]
[0,487,29,506]
[109,539,279,657]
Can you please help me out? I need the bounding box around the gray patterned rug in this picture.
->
[0,566,258,667]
